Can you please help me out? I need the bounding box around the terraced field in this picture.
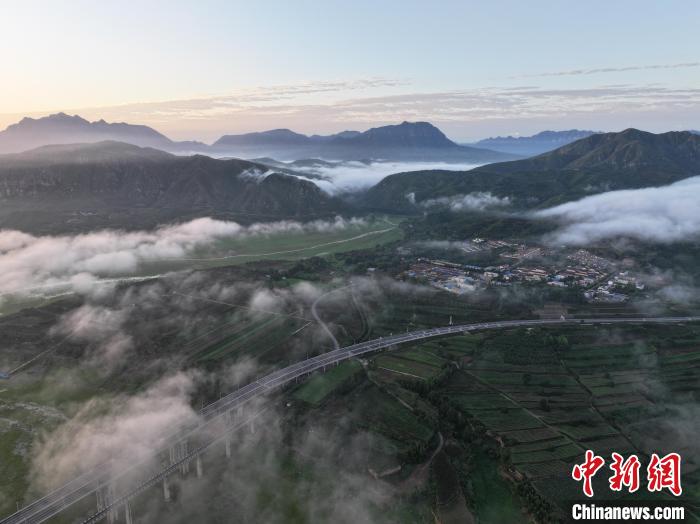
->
[381,322,700,519]
[353,385,434,445]
[293,360,363,406]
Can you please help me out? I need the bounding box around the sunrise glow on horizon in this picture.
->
[2,0,699,141]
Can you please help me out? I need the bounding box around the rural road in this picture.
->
[310,284,354,350]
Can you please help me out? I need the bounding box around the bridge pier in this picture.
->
[97,483,117,524]
[196,455,203,478]
[250,420,255,434]
[96,486,106,512]
[124,501,133,524]
[163,477,171,502]
[96,483,117,519]
[179,441,189,475]
[225,436,231,458]
[111,485,119,523]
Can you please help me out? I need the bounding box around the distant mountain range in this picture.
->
[364,129,700,213]
[0,114,516,163]
[471,130,599,156]
[211,121,517,162]
[0,141,344,233]
[2,128,700,234]
[216,121,460,148]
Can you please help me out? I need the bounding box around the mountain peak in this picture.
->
[48,112,83,120]
[259,128,306,137]
[10,112,83,128]
[342,121,457,148]
[0,113,172,154]
[617,128,652,139]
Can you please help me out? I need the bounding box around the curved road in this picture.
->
[310,285,354,350]
[3,315,699,524]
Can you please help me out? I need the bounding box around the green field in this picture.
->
[293,360,363,406]
[195,316,302,362]
[0,367,108,516]
[468,450,524,523]
[145,216,404,272]
[353,386,434,444]
[373,354,443,380]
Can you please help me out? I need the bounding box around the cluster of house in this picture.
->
[467,238,544,261]
[545,266,607,287]
[566,249,613,270]
[405,259,481,293]
[405,243,646,303]
[583,272,646,303]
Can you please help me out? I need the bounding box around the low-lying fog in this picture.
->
[536,175,700,244]
[0,216,371,304]
[255,160,484,194]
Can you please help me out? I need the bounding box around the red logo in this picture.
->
[572,450,605,497]
[572,451,682,497]
[609,453,641,493]
[647,453,682,496]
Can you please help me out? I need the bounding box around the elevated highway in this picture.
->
[3,315,698,524]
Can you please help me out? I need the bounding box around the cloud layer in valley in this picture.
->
[262,160,483,194]
[29,368,394,523]
[536,176,700,244]
[0,216,365,300]
[421,192,511,212]
[29,372,201,491]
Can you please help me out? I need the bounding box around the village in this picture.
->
[405,239,646,303]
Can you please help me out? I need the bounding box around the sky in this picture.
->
[1,0,699,142]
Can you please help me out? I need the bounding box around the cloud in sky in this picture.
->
[517,61,700,78]
[536,176,700,245]
[3,80,699,142]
